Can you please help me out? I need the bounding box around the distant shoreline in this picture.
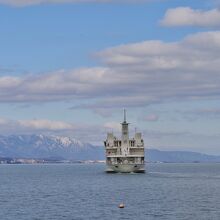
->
[0,158,106,165]
[1,158,220,165]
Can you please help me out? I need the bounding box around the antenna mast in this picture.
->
[124,109,126,123]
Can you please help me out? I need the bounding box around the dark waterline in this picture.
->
[0,163,220,220]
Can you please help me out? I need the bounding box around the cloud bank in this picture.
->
[160,7,220,27]
[0,31,220,109]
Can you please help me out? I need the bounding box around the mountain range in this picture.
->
[0,134,103,161]
[0,134,220,163]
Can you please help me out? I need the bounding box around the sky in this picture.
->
[0,0,220,154]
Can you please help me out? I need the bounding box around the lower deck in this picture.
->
[106,156,144,166]
[106,163,145,173]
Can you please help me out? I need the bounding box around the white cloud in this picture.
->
[141,114,159,121]
[0,0,156,7]
[93,108,114,117]
[104,121,121,132]
[93,31,220,106]
[1,31,220,109]
[160,7,220,27]
[0,76,21,90]
[0,118,75,133]
[18,119,74,131]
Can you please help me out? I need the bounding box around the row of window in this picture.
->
[104,140,143,147]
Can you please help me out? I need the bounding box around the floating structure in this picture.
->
[104,110,145,173]
[118,203,125,208]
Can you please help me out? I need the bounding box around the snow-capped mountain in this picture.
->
[0,134,104,160]
[0,134,220,162]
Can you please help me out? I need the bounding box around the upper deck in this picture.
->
[104,110,145,158]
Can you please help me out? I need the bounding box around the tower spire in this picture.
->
[124,109,126,123]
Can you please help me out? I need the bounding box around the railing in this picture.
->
[130,145,144,148]
[106,154,144,158]
[106,146,119,149]
[107,161,145,165]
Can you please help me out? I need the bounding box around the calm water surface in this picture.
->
[0,163,220,220]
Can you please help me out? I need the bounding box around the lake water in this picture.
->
[0,163,220,220]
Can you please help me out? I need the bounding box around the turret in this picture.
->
[135,132,143,146]
[107,132,114,147]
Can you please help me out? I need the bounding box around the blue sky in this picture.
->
[0,0,220,154]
